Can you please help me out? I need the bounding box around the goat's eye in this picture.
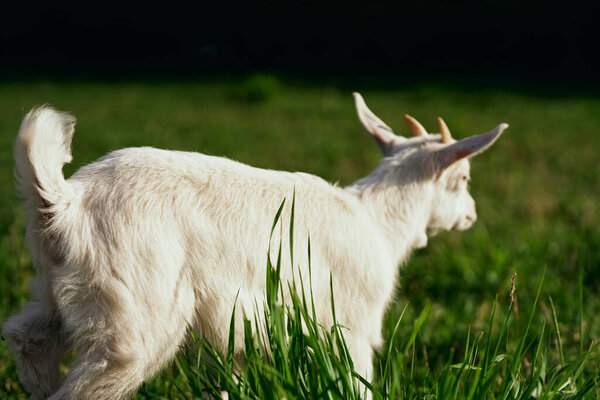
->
[461,175,468,182]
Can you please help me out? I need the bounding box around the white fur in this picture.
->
[3,98,507,399]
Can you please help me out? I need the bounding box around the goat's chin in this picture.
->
[426,227,443,237]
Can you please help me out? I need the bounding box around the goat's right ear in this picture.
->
[353,92,403,155]
[433,123,509,172]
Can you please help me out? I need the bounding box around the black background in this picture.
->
[1,1,598,82]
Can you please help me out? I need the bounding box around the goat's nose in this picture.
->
[466,213,477,223]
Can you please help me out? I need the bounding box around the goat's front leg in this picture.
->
[3,302,67,399]
[345,333,374,399]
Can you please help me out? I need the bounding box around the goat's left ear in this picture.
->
[353,92,404,155]
[433,123,509,171]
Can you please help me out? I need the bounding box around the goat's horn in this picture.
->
[404,114,428,137]
[437,117,452,143]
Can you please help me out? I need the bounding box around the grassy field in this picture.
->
[0,77,598,398]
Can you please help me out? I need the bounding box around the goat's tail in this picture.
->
[15,106,76,212]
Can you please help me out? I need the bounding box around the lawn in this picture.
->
[0,77,598,398]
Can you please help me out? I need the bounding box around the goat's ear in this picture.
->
[433,123,509,171]
[353,92,403,155]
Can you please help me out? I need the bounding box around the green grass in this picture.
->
[0,77,599,398]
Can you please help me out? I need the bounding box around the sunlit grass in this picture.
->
[136,199,600,399]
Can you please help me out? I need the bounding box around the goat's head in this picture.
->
[353,92,508,237]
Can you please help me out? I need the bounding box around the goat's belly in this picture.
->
[189,270,266,354]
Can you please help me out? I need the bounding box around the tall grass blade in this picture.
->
[547,295,565,367]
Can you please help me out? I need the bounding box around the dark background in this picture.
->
[1,1,598,83]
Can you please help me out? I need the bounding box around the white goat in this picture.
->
[3,93,507,399]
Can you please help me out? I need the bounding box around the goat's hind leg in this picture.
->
[3,302,67,399]
[48,310,194,400]
[48,272,196,400]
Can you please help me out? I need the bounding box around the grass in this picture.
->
[0,76,599,398]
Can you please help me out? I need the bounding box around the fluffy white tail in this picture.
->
[14,106,76,210]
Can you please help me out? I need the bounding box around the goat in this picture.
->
[3,93,507,399]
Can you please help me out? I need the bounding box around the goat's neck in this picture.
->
[345,169,432,266]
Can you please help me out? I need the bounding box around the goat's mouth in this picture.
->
[455,219,475,231]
